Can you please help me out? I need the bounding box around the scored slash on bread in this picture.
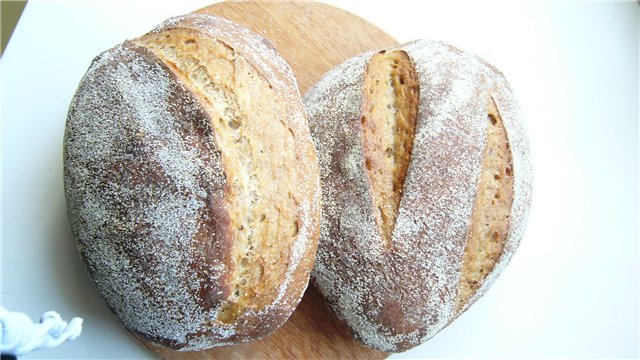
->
[64,14,320,351]
[360,49,419,247]
[304,40,532,352]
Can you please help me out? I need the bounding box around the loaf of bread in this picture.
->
[304,40,532,352]
[64,14,320,351]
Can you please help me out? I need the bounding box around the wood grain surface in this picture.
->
[141,2,397,359]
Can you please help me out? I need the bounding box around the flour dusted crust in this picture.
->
[304,40,532,352]
[64,14,320,350]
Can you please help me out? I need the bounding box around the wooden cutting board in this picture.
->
[140,1,398,359]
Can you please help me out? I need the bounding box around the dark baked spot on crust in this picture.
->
[193,191,231,310]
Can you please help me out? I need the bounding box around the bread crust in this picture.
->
[304,40,532,352]
[64,14,320,351]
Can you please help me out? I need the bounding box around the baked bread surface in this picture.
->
[304,40,531,352]
[64,14,320,351]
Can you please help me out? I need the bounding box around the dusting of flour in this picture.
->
[304,40,532,352]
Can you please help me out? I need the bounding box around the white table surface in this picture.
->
[2,1,638,358]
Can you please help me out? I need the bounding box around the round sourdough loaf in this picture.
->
[304,40,532,352]
[64,14,320,351]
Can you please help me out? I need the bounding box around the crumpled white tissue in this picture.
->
[0,307,83,356]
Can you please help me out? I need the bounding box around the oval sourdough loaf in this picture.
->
[64,14,320,351]
[304,40,532,352]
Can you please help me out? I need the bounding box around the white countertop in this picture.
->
[2,1,638,358]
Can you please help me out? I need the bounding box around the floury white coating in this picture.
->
[304,40,532,352]
[64,14,320,351]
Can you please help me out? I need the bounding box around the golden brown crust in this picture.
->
[64,14,320,351]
